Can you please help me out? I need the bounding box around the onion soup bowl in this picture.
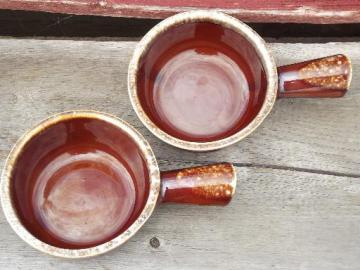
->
[0,111,236,258]
[128,10,352,151]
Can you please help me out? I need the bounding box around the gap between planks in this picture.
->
[158,160,360,179]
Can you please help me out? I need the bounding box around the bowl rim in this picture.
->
[128,10,278,151]
[0,110,161,258]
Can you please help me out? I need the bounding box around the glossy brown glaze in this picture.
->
[278,54,351,98]
[11,117,150,249]
[137,22,267,142]
[160,163,236,205]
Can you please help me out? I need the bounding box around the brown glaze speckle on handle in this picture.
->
[161,163,236,205]
[278,54,352,98]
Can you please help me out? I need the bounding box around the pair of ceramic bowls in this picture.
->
[0,10,352,258]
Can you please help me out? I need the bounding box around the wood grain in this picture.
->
[1,0,360,24]
[0,38,359,269]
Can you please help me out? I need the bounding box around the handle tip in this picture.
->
[278,54,352,98]
[161,163,237,205]
[189,163,237,204]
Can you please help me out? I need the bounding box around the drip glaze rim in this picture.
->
[0,110,161,258]
[128,10,278,151]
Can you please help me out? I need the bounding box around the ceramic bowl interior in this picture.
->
[135,18,268,143]
[5,113,155,251]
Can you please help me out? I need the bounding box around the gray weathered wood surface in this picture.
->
[0,38,359,269]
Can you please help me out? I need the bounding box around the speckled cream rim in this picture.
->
[0,110,161,258]
[128,10,278,151]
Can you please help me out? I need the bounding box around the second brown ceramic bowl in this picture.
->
[128,10,352,151]
[0,111,236,258]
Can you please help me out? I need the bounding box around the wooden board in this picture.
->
[1,0,360,24]
[0,38,359,269]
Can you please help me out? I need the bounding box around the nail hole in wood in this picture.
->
[149,237,160,248]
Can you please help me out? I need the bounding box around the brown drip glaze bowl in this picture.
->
[128,10,352,151]
[0,111,236,258]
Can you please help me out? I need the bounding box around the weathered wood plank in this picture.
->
[0,167,359,269]
[1,0,360,24]
[0,39,358,175]
[0,38,359,269]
